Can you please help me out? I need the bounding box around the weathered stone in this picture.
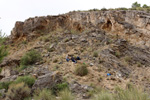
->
[32,71,62,90]
[69,81,93,94]
[0,75,18,82]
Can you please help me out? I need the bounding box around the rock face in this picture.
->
[32,71,62,90]
[11,10,150,46]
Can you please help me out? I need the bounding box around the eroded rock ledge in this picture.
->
[10,10,150,46]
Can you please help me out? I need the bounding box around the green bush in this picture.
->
[14,76,35,87]
[33,89,55,100]
[0,81,13,90]
[56,82,68,90]
[59,89,74,100]
[52,82,69,94]
[20,49,42,66]
[6,82,31,100]
[75,63,88,76]
[101,8,107,11]
[132,2,141,8]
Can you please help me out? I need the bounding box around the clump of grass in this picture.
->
[92,84,150,100]
[59,89,75,100]
[93,51,98,57]
[137,62,142,67]
[114,50,121,57]
[0,81,13,90]
[17,65,28,71]
[93,90,114,100]
[52,82,69,95]
[115,84,150,100]
[33,89,55,100]
[20,49,42,66]
[124,56,132,63]
[74,63,88,76]
[14,75,35,87]
[6,82,31,100]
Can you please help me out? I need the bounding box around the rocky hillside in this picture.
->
[1,10,150,100]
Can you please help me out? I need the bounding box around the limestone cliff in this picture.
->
[11,10,150,47]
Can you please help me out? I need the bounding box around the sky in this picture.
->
[0,0,150,35]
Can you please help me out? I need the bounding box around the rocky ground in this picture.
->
[1,10,150,100]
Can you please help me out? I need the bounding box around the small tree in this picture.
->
[132,2,141,8]
[143,4,149,8]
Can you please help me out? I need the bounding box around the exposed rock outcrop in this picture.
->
[11,10,150,47]
[32,71,62,90]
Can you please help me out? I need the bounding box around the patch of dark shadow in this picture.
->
[102,19,112,31]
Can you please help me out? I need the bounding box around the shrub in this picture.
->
[20,49,42,66]
[124,56,132,63]
[56,82,68,90]
[93,51,98,57]
[132,2,141,8]
[116,7,128,10]
[17,65,28,71]
[0,81,13,90]
[33,89,55,100]
[6,82,31,100]
[101,8,107,11]
[59,89,74,100]
[75,63,88,76]
[114,50,121,57]
[14,76,35,87]
[52,82,69,94]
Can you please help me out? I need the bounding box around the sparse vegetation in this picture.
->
[0,31,8,63]
[52,82,69,94]
[75,63,88,76]
[14,75,35,87]
[93,51,98,57]
[124,56,132,63]
[70,29,80,34]
[17,65,28,71]
[114,50,121,57]
[137,62,142,67]
[101,8,107,11]
[0,81,13,90]
[20,49,42,66]
[0,45,8,63]
[33,89,55,100]
[59,89,75,100]
[93,90,114,100]
[92,84,150,100]
[6,82,31,100]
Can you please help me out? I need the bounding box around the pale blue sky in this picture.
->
[0,0,149,35]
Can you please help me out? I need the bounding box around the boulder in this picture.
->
[32,71,62,90]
